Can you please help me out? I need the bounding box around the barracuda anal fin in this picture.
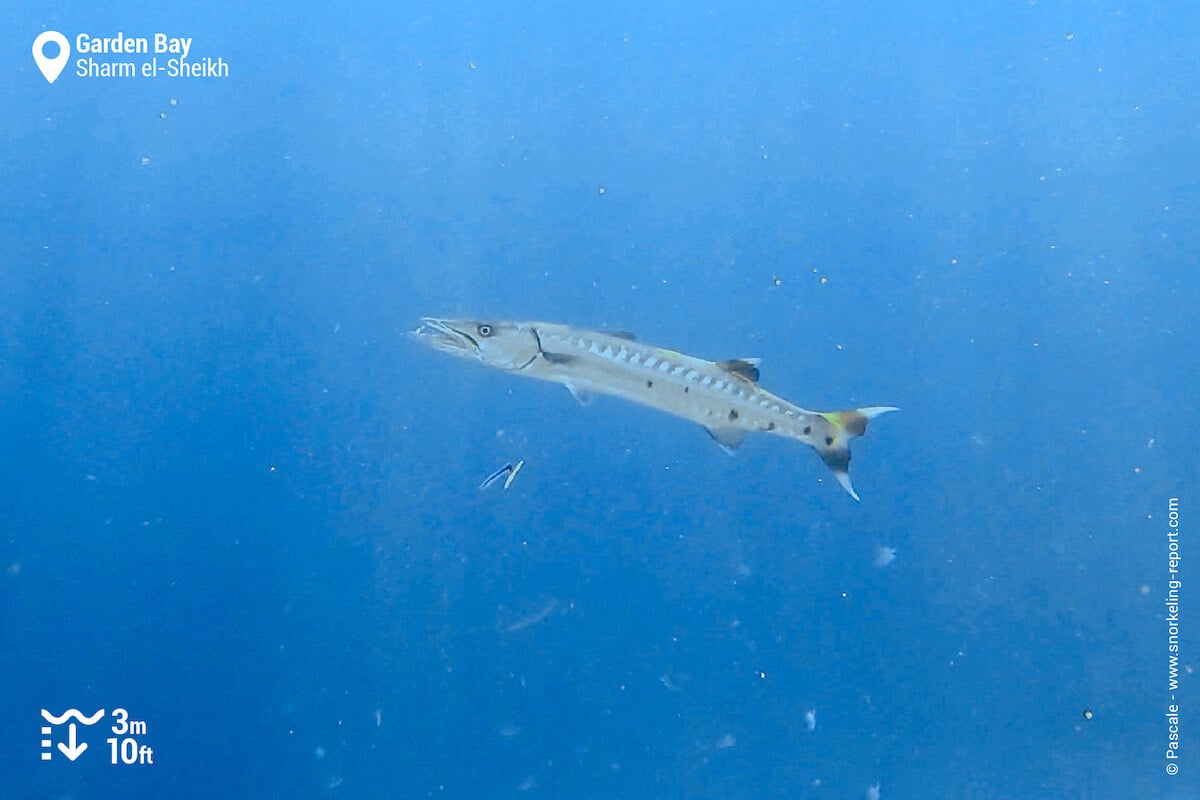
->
[704,425,747,455]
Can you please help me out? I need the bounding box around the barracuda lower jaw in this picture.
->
[415,320,476,354]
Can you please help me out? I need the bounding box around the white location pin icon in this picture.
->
[32,31,70,84]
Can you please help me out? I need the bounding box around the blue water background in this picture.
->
[2,1,1198,798]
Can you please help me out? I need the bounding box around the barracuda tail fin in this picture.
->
[813,406,898,501]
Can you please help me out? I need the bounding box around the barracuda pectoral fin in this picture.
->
[542,351,577,365]
[563,382,594,406]
[704,425,747,455]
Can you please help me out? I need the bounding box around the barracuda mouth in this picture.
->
[412,317,479,355]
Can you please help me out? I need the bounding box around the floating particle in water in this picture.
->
[502,597,558,633]
[1083,709,1094,721]
[1065,32,1075,41]
[169,97,178,106]
[598,185,606,195]
[159,111,167,119]
[805,708,816,731]
[873,546,897,567]
[139,155,151,166]
[715,733,736,749]
[866,783,881,800]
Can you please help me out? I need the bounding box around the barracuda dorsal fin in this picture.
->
[717,358,761,383]
[704,425,747,455]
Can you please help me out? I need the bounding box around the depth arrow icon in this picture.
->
[57,723,87,761]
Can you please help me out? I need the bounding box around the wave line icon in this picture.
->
[41,708,105,726]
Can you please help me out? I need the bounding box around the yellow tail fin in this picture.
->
[813,406,898,501]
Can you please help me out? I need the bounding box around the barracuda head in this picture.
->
[412,317,542,371]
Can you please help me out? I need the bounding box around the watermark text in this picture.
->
[1165,497,1182,775]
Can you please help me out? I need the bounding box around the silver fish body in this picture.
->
[413,317,896,500]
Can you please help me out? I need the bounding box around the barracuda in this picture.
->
[413,317,897,500]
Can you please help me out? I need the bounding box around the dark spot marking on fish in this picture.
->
[767,422,776,431]
[646,380,653,388]
[683,386,689,393]
[825,436,834,446]
[803,425,811,435]
[728,409,739,421]
[843,411,868,436]
[542,351,576,365]
[821,448,850,471]
[611,330,638,341]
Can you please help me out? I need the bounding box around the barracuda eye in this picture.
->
[478,324,493,337]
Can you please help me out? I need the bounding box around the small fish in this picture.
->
[480,459,526,490]
[504,459,524,489]
[479,464,511,490]
[414,318,896,499]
